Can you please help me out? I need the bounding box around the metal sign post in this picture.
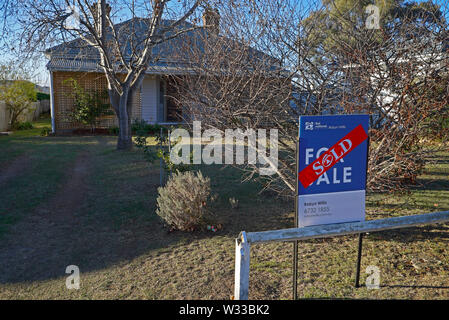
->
[355,233,364,287]
[296,114,369,292]
[355,136,370,287]
[293,140,299,300]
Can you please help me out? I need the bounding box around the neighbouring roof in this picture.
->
[45,17,281,74]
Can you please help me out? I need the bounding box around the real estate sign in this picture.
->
[297,114,369,227]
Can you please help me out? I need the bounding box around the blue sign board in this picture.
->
[297,114,369,227]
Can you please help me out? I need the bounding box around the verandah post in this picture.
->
[234,231,250,300]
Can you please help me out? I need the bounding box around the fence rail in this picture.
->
[234,210,449,300]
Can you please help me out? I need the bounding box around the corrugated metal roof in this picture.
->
[46,59,103,72]
[46,18,205,72]
[46,58,195,74]
[45,17,282,74]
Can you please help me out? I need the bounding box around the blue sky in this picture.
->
[0,0,197,86]
[1,0,447,87]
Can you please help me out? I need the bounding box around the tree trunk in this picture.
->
[108,73,143,151]
[117,90,133,150]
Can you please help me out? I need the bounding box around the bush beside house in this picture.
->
[0,79,50,131]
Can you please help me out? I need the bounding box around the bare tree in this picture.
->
[171,0,449,196]
[2,0,208,149]
[170,0,323,196]
[2,0,447,193]
[321,0,449,191]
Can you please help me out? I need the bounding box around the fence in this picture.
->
[33,100,50,120]
[0,100,50,130]
[0,101,9,131]
[234,210,449,300]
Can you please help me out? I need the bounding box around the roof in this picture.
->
[46,18,281,74]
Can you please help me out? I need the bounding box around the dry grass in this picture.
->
[0,120,448,300]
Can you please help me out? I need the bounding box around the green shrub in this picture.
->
[63,78,113,132]
[131,119,163,135]
[36,92,50,101]
[108,126,119,135]
[134,133,159,163]
[0,80,37,128]
[135,125,192,171]
[156,170,211,231]
[15,121,33,130]
[157,148,193,173]
[40,126,52,136]
[131,119,148,134]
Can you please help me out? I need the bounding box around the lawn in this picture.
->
[0,116,448,299]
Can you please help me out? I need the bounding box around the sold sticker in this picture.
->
[298,124,368,189]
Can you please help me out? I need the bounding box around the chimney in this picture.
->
[91,2,112,29]
[202,7,220,35]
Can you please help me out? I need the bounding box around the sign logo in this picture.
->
[305,122,314,130]
[322,154,334,167]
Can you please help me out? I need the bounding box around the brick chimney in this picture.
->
[90,2,112,33]
[202,7,220,35]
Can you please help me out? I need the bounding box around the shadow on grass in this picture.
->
[366,224,449,243]
[0,137,293,285]
[1,131,446,292]
[379,284,449,289]
[414,179,449,191]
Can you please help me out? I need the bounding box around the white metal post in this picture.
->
[49,71,55,133]
[234,231,250,300]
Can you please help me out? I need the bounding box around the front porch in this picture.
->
[49,71,187,133]
[140,75,185,125]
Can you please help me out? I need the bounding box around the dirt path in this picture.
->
[0,150,91,283]
[36,152,89,223]
[0,155,30,187]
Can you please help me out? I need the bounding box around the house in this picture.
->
[45,8,225,133]
[45,9,280,134]
[45,18,200,133]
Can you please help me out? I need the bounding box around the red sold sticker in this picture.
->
[298,124,368,189]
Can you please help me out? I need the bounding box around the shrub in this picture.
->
[40,126,52,136]
[108,126,119,135]
[134,124,192,172]
[131,119,148,134]
[131,119,163,135]
[63,78,113,132]
[15,121,33,130]
[156,170,211,231]
[0,80,37,129]
[157,148,193,173]
[36,92,50,101]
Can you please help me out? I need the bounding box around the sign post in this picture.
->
[296,114,369,290]
[355,233,364,287]
[293,140,299,300]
